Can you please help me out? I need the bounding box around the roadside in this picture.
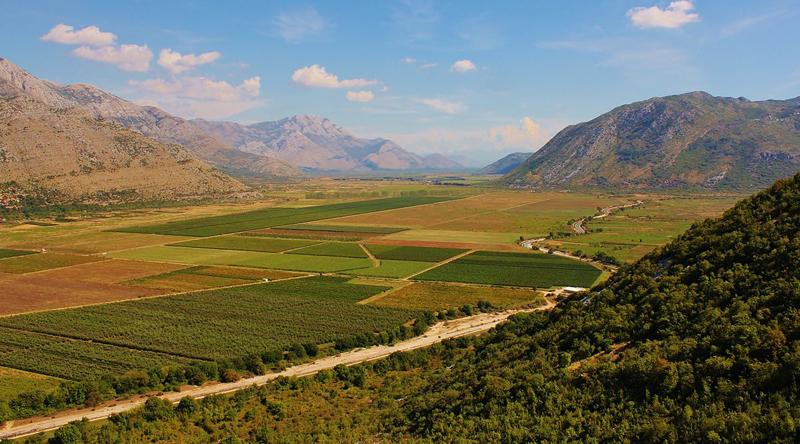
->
[0,301,555,440]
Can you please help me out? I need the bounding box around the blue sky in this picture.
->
[2,0,799,165]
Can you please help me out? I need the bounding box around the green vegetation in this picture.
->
[0,277,418,362]
[276,224,406,234]
[344,260,434,279]
[110,246,373,273]
[114,196,452,237]
[416,250,601,288]
[366,245,467,262]
[287,242,368,258]
[369,282,543,311]
[0,367,61,402]
[42,172,800,442]
[0,253,102,274]
[0,248,34,260]
[125,266,302,292]
[169,235,318,253]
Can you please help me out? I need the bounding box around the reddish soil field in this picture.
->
[0,260,185,315]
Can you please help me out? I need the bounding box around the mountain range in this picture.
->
[504,91,800,190]
[193,116,463,172]
[478,152,532,175]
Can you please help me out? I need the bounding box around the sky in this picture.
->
[2,0,799,166]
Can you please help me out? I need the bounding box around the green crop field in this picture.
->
[366,245,467,262]
[110,246,373,273]
[415,251,601,288]
[0,277,420,366]
[0,253,103,274]
[369,282,543,311]
[275,224,407,234]
[126,266,304,292]
[0,248,35,260]
[114,196,452,237]
[344,260,435,278]
[169,235,319,253]
[0,367,62,402]
[287,242,368,258]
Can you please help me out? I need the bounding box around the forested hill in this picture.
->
[39,173,800,442]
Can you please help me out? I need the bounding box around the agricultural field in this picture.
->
[367,282,544,311]
[0,277,419,366]
[110,246,373,273]
[416,251,602,288]
[0,253,103,274]
[276,224,406,234]
[125,266,304,293]
[0,367,61,402]
[0,248,34,259]
[366,245,467,262]
[344,260,435,279]
[544,195,742,262]
[287,242,369,258]
[115,196,452,237]
[169,235,319,253]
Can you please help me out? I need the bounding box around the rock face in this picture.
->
[478,152,533,175]
[194,116,462,172]
[0,96,246,203]
[0,57,298,178]
[504,91,800,190]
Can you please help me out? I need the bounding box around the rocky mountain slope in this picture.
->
[504,91,800,190]
[478,152,532,174]
[194,116,462,172]
[0,57,298,178]
[0,96,245,203]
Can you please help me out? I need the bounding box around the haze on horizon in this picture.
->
[2,0,798,165]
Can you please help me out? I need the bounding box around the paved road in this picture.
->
[0,302,555,440]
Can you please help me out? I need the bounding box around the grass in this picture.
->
[343,260,435,279]
[366,245,467,262]
[0,248,35,259]
[286,242,369,258]
[169,235,319,253]
[114,196,453,237]
[0,277,420,364]
[109,246,373,273]
[0,366,62,402]
[275,224,406,234]
[0,253,103,274]
[368,282,544,311]
[416,251,601,288]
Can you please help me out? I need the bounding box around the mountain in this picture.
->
[0,57,298,178]
[193,115,461,172]
[0,95,245,203]
[42,173,800,442]
[478,152,532,174]
[504,91,800,190]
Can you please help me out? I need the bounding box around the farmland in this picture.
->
[0,367,61,402]
[0,253,102,274]
[287,242,369,258]
[416,251,602,288]
[0,248,34,259]
[125,266,304,292]
[366,245,467,262]
[0,277,419,363]
[367,282,544,311]
[115,196,452,237]
[170,235,319,253]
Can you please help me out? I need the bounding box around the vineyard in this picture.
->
[416,251,602,288]
[115,196,451,237]
[170,235,319,253]
[0,253,102,274]
[287,242,369,258]
[366,245,467,262]
[276,224,406,234]
[0,277,421,365]
[0,248,34,260]
[344,260,434,278]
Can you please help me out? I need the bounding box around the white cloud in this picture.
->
[274,7,327,43]
[450,59,477,72]
[420,63,438,69]
[402,56,416,64]
[415,98,464,114]
[291,64,378,88]
[489,117,547,148]
[72,44,153,72]
[346,90,375,102]
[157,49,221,74]
[41,23,116,46]
[130,76,261,118]
[627,1,700,29]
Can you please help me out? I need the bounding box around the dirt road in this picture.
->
[0,301,555,440]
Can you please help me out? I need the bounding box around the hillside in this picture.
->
[479,152,532,174]
[0,57,298,178]
[504,92,800,190]
[0,96,245,204]
[194,116,462,172]
[39,173,800,441]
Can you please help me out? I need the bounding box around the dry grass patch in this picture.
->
[368,282,544,311]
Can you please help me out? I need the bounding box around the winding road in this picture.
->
[0,300,555,440]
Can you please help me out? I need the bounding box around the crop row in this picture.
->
[0,277,421,362]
